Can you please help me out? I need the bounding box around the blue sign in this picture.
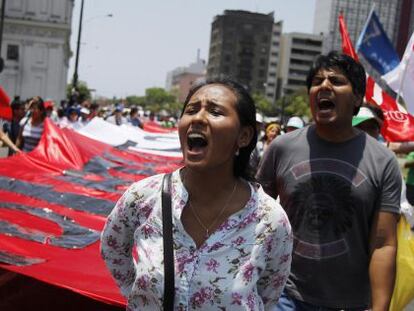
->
[356,10,400,74]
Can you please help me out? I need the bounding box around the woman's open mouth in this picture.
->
[187,132,208,155]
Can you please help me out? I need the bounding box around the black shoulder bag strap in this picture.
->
[161,173,175,310]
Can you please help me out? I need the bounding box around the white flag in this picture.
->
[382,32,414,115]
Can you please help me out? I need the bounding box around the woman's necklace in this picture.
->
[188,180,238,239]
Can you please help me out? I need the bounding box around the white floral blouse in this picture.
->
[101,169,292,310]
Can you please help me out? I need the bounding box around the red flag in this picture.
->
[339,13,359,61]
[339,13,414,141]
[365,77,414,141]
[0,85,11,120]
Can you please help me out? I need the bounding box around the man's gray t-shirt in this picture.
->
[257,125,401,309]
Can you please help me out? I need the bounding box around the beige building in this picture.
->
[165,52,206,103]
[278,32,323,97]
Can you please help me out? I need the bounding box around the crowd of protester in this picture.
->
[0,95,181,157]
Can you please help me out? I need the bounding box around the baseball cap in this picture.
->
[352,107,381,127]
[114,104,124,112]
[286,116,304,129]
[80,107,90,115]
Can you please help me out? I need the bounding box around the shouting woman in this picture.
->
[101,78,292,310]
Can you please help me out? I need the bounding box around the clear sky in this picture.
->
[68,0,316,98]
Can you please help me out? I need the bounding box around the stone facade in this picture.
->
[0,0,73,102]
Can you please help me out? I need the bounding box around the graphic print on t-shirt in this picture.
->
[288,159,367,260]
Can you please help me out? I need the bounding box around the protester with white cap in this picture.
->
[79,107,90,127]
[106,104,127,126]
[285,116,305,133]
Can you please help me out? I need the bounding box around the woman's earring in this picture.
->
[235,148,240,156]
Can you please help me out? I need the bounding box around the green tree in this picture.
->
[276,88,311,119]
[66,81,91,102]
[126,95,147,107]
[145,88,176,105]
[110,87,182,116]
[252,93,278,116]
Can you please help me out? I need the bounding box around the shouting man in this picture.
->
[257,52,401,311]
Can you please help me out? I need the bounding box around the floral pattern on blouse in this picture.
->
[101,169,292,310]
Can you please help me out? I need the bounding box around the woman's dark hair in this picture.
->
[29,96,46,119]
[11,96,23,110]
[130,107,138,116]
[306,51,366,115]
[57,108,65,118]
[181,77,257,180]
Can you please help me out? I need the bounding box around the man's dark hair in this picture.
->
[182,77,257,180]
[306,51,366,115]
[89,103,99,112]
[11,96,23,110]
[28,96,46,119]
[130,107,138,116]
[57,108,65,118]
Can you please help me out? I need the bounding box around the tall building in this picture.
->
[278,32,323,97]
[313,0,414,58]
[0,0,74,102]
[206,10,281,101]
[165,50,206,102]
[265,21,282,102]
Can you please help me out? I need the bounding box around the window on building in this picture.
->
[26,0,36,15]
[51,0,64,18]
[260,58,266,66]
[10,0,23,11]
[7,45,19,61]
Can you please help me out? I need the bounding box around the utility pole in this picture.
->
[281,95,286,125]
[0,0,6,73]
[72,0,84,91]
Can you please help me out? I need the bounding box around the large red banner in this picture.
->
[0,86,11,121]
[0,119,182,306]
